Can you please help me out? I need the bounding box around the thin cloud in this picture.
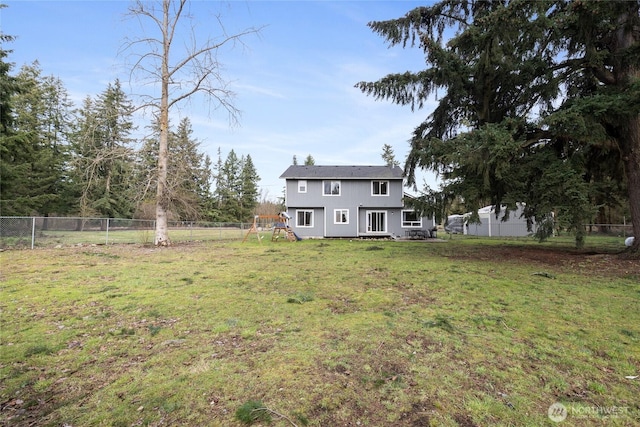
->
[233,83,286,99]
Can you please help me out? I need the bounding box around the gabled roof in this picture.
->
[280,165,404,180]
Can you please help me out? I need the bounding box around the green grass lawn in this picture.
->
[1,238,638,426]
[2,226,249,248]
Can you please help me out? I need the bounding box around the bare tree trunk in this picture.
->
[615,6,639,255]
[155,125,170,245]
[622,114,640,254]
[154,0,171,246]
[126,0,260,246]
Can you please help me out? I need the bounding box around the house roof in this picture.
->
[279,165,404,180]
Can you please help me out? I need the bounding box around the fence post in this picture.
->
[31,217,36,249]
[106,218,110,245]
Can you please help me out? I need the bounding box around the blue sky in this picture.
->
[2,1,438,200]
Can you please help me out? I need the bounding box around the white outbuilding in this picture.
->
[448,203,551,237]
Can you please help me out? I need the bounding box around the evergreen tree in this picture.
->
[239,154,260,220]
[0,32,18,134]
[210,149,260,222]
[381,144,399,167]
[71,80,136,218]
[0,33,23,215]
[210,146,225,220]
[2,62,73,216]
[131,122,160,219]
[133,118,214,221]
[199,153,216,221]
[304,154,315,165]
[357,0,640,251]
[218,149,242,221]
[166,118,198,220]
[168,117,213,220]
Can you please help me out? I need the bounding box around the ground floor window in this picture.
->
[334,209,349,224]
[402,210,422,227]
[296,210,313,227]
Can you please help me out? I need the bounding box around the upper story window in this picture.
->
[372,180,389,196]
[402,210,422,227]
[298,180,307,193]
[323,180,341,196]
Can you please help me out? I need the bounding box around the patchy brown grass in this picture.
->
[1,238,638,426]
[447,243,639,275]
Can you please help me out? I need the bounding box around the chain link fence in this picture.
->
[0,217,252,249]
[0,217,634,249]
[583,223,633,237]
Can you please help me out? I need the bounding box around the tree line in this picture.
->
[0,59,262,223]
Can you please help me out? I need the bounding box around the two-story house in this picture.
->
[279,165,436,239]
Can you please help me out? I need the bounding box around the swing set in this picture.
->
[242,213,301,243]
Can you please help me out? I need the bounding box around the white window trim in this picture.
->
[401,210,423,228]
[371,180,389,196]
[296,209,314,228]
[334,209,349,224]
[323,180,341,196]
[366,210,387,233]
[298,180,307,193]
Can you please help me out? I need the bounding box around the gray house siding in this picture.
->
[286,206,436,238]
[357,208,436,237]
[284,179,404,208]
[325,207,356,237]
[292,207,325,238]
[358,208,392,236]
[280,165,435,239]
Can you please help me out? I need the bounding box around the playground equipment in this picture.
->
[242,213,301,243]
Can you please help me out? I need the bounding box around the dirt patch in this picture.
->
[446,245,640,277]
[453,413,479,427]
